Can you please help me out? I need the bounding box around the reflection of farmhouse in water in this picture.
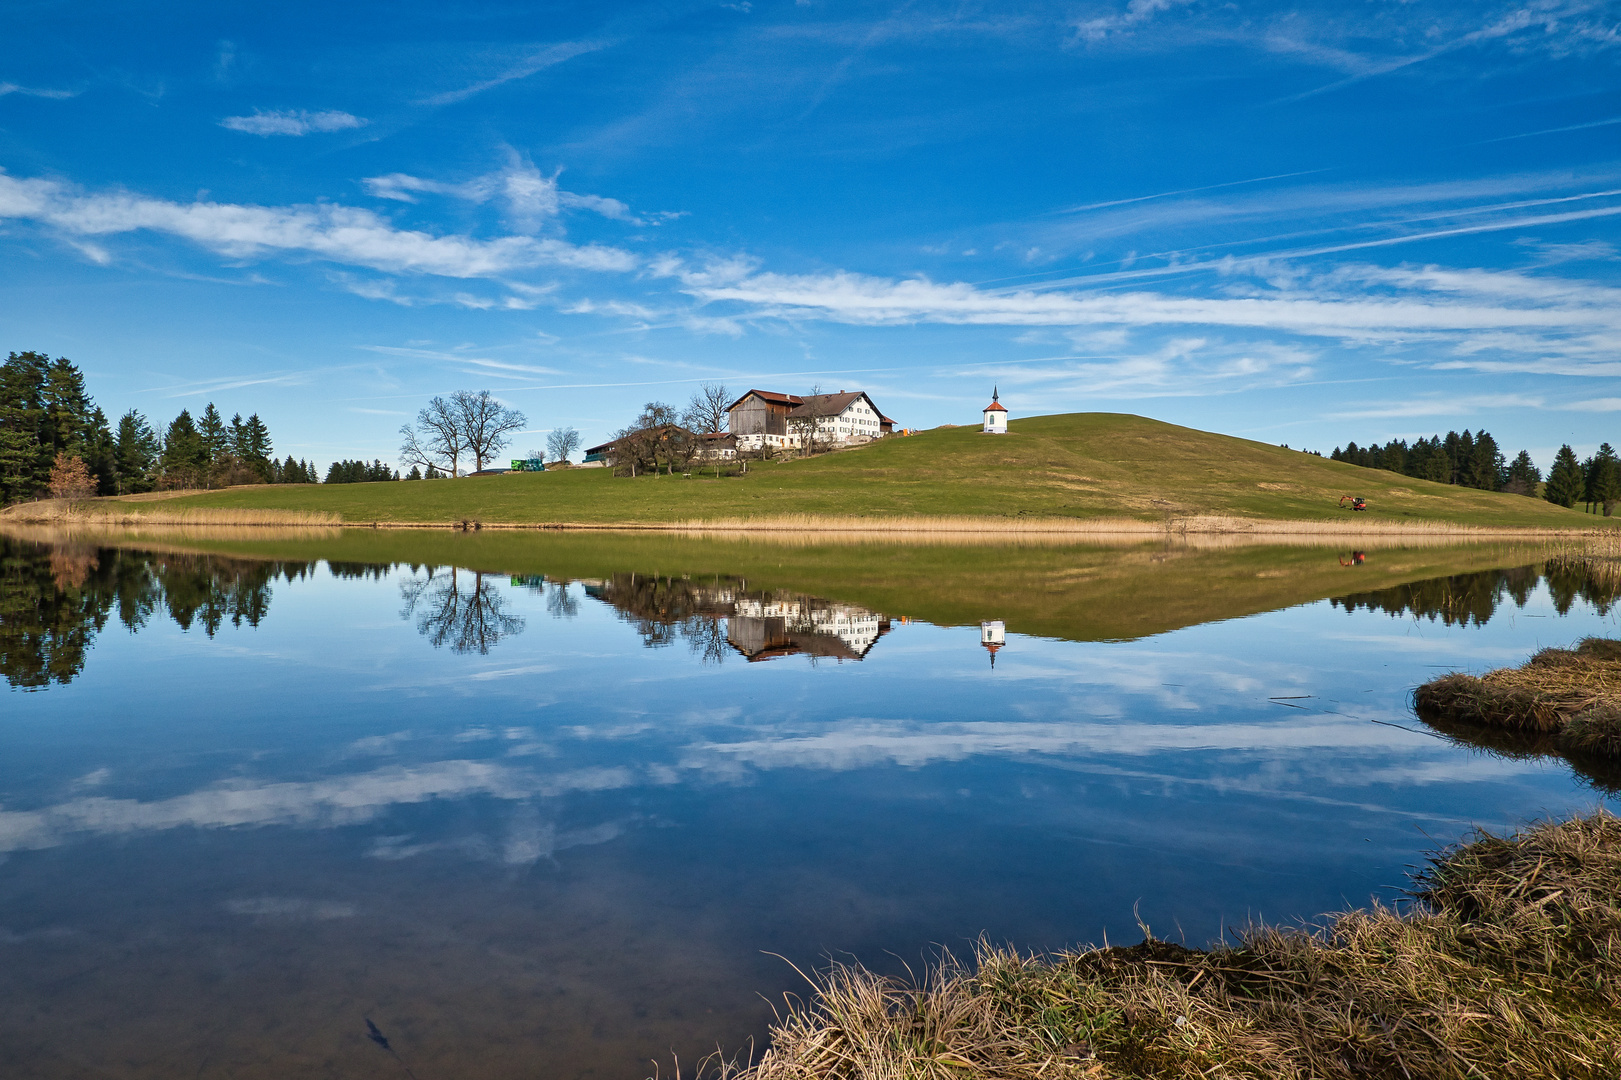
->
[579,573,892,663]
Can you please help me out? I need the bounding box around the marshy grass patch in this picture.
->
[689,813,1621,1080]
[1415,632,1621,756]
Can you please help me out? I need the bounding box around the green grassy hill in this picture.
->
[82,412,1612,527]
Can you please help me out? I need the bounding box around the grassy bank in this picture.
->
[710,813,1621,1080]
[1,524,1568,643]
[45,413,1612,529]
[1416,632,1621,758]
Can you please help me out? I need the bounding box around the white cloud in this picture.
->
[1073,0,1197,43]
[363,159,667,228]
[1339,394,1545,419]
[0,170,637,278]
[219,109,368,136]
[673,255,1621,375]
[0,82,76,100]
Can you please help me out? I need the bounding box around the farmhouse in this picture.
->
[727,388,891,452]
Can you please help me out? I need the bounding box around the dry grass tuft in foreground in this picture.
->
[700,813,1621,1080]
[1415,632,1621,757]
[0,498,340,528]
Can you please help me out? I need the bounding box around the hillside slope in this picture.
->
[91,412,1608,527]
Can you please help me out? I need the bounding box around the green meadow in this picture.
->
[104,413,1607,528]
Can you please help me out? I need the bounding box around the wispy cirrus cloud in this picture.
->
[364,158,679,229]
[664,250,1621,377]
[1073,0,1197,43]
[420,40,610,106]
[219,109,368,136]
[0,170,637,278]
[0,81,77,99]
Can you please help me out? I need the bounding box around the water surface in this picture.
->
[1,533,1614,1078]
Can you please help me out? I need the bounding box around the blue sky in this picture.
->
[2,0,1620,468]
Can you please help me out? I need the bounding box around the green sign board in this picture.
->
[510,459,546,472]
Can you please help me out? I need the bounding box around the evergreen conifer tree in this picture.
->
[1504,450,1541,497]
[1545,444,1583,508]
[0,351,50,502]
[1464,431,1504,490]
[1591,443,1621,515]
[198,403,227,463]
[161,410,208,484]
[114,410,158,494]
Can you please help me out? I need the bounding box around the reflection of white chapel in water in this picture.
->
[980,620,1006,667]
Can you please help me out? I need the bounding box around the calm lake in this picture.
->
[1,530,1616,1079]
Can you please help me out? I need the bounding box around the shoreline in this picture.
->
[3,500,1618,541]
[716,813,1621,1080]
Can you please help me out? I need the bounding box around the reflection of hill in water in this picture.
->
[579,573,891,664]
[1331,558,1621,627]
[0,537,309,690]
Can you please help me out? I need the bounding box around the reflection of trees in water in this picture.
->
[583,572,889,664]
[1418,711,1621,797]
[399,567,525,655]
[1332,566,1546,627]
[0,537,311,690]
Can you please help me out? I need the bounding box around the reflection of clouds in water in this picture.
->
[368,814,628,867]
[985,647,1308,716]
[224,897,357,921]
[344,731,413,757]
[678,716,1410,772]
[0,761,636,853]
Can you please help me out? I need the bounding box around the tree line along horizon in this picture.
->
[1328,429,1617,513]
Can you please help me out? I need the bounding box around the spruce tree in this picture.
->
[0,352,49,502]
[241,414,272,480]
[1504,450,1541,497]
[1465,431,1504,490]
[198,403,227,464]
[161,410,208,483]
[1545,444,1583,508]
[1594,444,1621,515]
[114,410,159,494]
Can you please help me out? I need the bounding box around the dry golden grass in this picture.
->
[676,513,1606,539]
[0,498,340,527]
[1415,634,1621,756]
[692,813,1621,1080]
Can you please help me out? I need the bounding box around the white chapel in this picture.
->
[982,388,1008,434]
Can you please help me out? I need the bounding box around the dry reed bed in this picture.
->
[676,514,1611,540]
[710,813,1621,1080]
[0,499,339,527]
[1415,630,1621,758]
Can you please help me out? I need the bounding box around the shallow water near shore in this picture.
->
[1,532,1617,1078]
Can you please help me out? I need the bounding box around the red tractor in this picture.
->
[1340,495,1368,511]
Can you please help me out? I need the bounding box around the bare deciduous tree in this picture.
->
[546,426,582,464]
[682,383,731,435]
[399,395,466,477]
[400,567,526,655]
[454,390,528,473]
[787,385,831,457]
